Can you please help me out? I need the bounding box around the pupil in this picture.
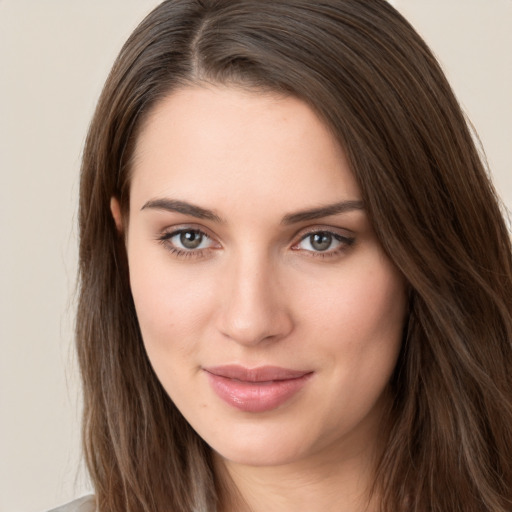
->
[311,233,332,251]
[180,231,202,249]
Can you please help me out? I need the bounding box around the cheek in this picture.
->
[127,242,217,359]
[296,253,406,383]
[299,259,406,433]
[301,259,405,339]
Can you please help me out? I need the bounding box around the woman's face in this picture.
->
[118,85,406,469]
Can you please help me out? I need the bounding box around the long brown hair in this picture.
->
[77,1,512,510]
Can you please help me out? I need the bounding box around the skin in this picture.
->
[112,85,407,512]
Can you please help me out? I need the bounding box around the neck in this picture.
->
[215,436,381,512]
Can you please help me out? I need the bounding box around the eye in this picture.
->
[158,227,219,257]
[173,230,209,250]
[293,230,354,256]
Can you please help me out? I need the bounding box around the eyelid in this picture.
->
[292,225,355,242]
[158,223,220,242]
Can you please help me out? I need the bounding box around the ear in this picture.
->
[110,197,124,233]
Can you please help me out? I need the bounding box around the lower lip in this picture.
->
[205,372,312,413]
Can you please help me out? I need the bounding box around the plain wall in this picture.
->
[0,1,510,511]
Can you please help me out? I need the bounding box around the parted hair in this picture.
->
[77,1,512,511]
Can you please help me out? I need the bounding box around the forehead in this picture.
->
[129,85,361,212]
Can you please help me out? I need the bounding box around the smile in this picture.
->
[203,365,313,413]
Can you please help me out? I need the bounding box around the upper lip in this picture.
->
[203,365,312,382]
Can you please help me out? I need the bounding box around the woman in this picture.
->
[64,0,512,511]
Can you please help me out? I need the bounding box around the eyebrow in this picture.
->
[281,200,365,224]
[141,197,364,224]
[141,198,224,223]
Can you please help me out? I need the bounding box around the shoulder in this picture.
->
[45,495,96,512]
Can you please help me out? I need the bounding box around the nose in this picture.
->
[216,253,294,346]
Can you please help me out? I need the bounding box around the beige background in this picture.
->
[0,1,510,511]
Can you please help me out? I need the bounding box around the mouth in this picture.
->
[203,365,313,413]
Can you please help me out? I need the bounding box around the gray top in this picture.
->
[46,495,95,512]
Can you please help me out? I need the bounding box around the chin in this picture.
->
[215,441,307,468]
[203,419,319,468]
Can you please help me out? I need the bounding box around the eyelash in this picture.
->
[292,230,355,259]
[157,227,355,260]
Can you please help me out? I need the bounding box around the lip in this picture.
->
[203,365,313,413]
